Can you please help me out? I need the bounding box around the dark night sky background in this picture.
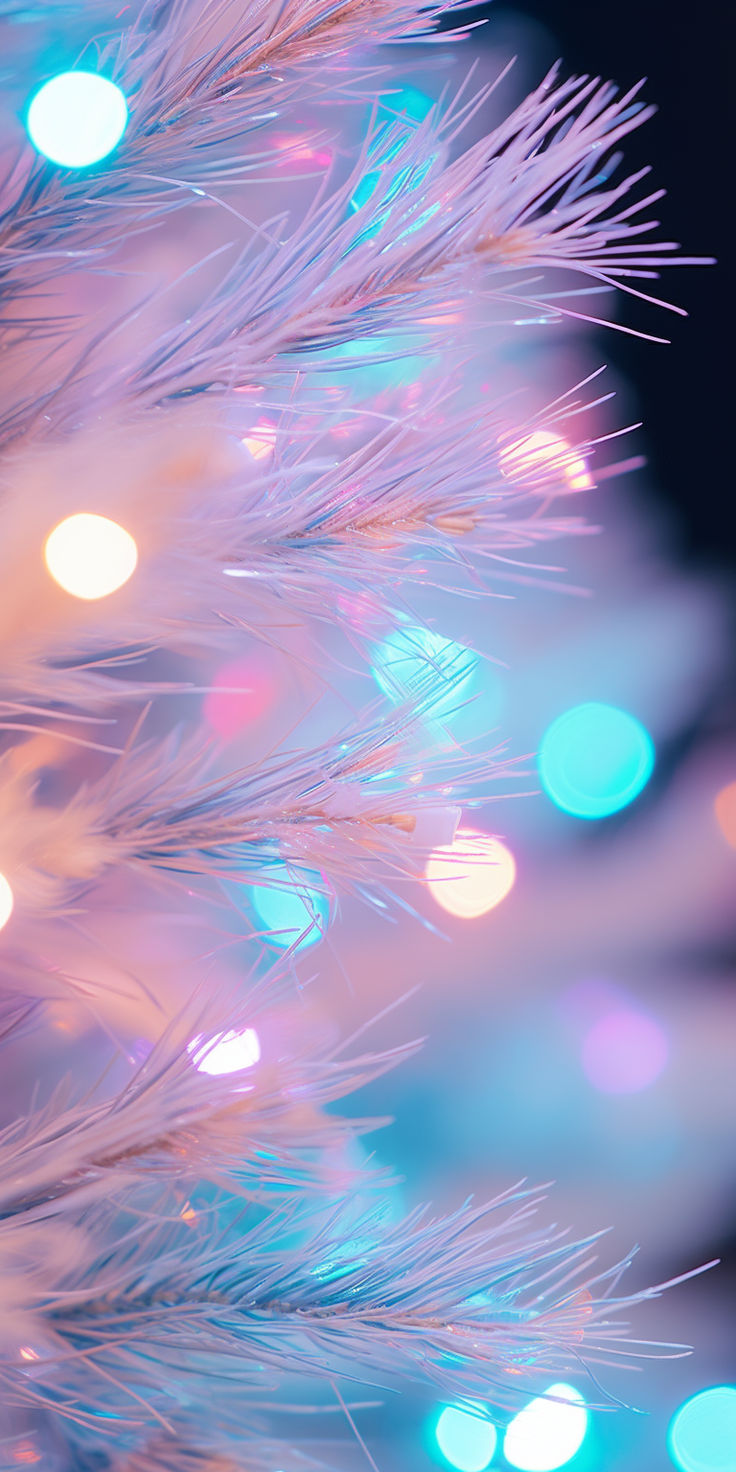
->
[467,0,731,571]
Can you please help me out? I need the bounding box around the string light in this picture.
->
[503,1383,588,1471]
[500,429,593,493]
[426,829,516,919]
[26,72,128,169]
[242,420,277,460]
[0,873,14,932]
[188,1028,261,1076]
[44,513,138,600]
[668,1386,736,1472]
[581,1008,668,1094]
[538,702,654,819]
[371,625,477,718]
[250,868,330,950]
[435,1404,498,1472]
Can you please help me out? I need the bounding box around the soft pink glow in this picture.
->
[500,429,594,493]
[241,419,277,460]
[425,829,516,919]
[581,1009,668,1094]
[204,657,275,740]
[714,781,736,848]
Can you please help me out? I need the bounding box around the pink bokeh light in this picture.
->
[204,657,276,741]
[581,1009,669,1094]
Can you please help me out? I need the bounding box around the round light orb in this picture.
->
[714,781,736,849]
[251,869,330,951]
[372,625,477,719]
[426,829,516,919]
[0,873,14,932]
[189,1027,260,1076]
[503,1383,588,1471]
[204,657,275,741]
[44,513,138,600]
[582,1008,668,1094]
[668,1386,736,1472]
[26,71,128,169]
[538,702,654,819]
[500,430,593,494]
[435,1405,497,1472]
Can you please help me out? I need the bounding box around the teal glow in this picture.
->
[435,1405,497,1472]
[504,1384,588,1471]
[26,71,128,168]
[371,625,477,719]
[538,702,654,819]
[250,868,329,950]
[350,86,434,229]
[668,1386,736,1472]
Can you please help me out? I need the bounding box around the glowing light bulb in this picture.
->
[250,868,329,950]
[242,420,277,460]
[435,1404,497,1472]
[189,1027,260,1076]
[371,625,477,718]
[503,1384,588,1471]
[668,1386,736,1472]
[26,71,128,169]
[500,430,593,494]
[0,873,14,932]
[44,513,138,600]
[426,829,516,919]
[582,1008,668,1094]
[538,702,654,819]
[714,781,736,848]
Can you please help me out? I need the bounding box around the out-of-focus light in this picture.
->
[668,1386,736,1472]
[504,1384,588,1471]
[581,1008,668,1094]
[714,781,736,848]
[189,1027,261,1076]
[426,829,516,919]
[0,873,13,932]
[372,625,477,718]
[538,702,654,819]
[242,419,277,460]
[435,1404,497,1472]
[44,513,137,600]
[251,868,330,950]
[500,430,593,493]
[204,657,275,740]
[26,71,128,168]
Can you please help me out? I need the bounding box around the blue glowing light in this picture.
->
[668,1386,736,1472]
[503,1384,588,1471]
[371,625,477,719]
[250,868,329,950]
[26,71,128,168]
[350,86,434,227]
[435,1405,497,1472]
[538,702,654,819]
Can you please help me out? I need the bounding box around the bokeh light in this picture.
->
[189,1027,261,1076]
[26,71,128,168]
[500,430,594,494]
[242,419,277,460]
[503,1383,588,1471]
[538,702,654,819]
[426,829,516,919]
[714,781,736,848]
[582,1008,668,1094]
[250,868,330,950]
[0,873,14,932]
[372,625,477,717]
[668,1386,736,1472]
[204,657,276,741]
[435,1404,497,1472]
[44,513,138,600]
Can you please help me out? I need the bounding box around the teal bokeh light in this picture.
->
[26,71,128,168]
[668,1386,736,1472]
[250,868,329,951]
[371,624,477,720]
[538,702,654,819]
[435,1404,497,1472]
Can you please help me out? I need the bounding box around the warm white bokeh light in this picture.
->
[425,829,516,919]
[500,430,593,493]
[44,513,138,600]
[242,420,277,460]
[188,1027,261,1076]
[503,1383,588,1471]
[0,873,14,932]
